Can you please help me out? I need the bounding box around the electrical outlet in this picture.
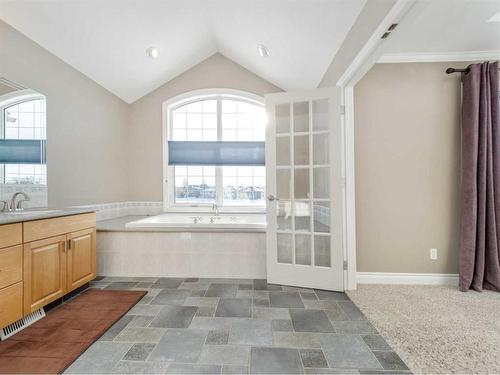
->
[430,248,438,260]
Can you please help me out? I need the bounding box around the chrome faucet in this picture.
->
[212,203,219,216]
[10,192,30,211]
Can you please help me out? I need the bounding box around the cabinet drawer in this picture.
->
[0,223,22,249]
[0,245,22,289]
[0,282,23,329]
[23,212,96,242]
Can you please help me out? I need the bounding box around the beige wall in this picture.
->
[128,53,281,201]
[0,20,130,207]
[354,62,467,274]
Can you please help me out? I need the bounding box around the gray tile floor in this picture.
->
[64,278,411,374]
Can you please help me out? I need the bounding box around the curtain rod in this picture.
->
[446,66,500,74]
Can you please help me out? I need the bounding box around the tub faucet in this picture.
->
[10,192,30,211]
[212,203,219,216]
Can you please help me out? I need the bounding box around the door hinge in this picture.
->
[340,105,346,115]
[343,260,348,270]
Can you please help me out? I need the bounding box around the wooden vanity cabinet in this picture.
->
[22,213,96,315]
[0,213,96,326]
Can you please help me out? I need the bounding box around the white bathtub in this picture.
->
[98,213,267,278]
[125,213,267,231]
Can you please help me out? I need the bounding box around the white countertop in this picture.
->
[0,207,96,225]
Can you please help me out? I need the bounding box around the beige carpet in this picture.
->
[347,285,500,374]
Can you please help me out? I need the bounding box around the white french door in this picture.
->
[265,88,344,291]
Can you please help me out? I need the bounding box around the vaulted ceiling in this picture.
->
[0,0,366,103]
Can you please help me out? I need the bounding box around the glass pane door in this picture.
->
[266,89,343,291]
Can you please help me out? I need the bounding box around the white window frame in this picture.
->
[0,89,46,185]
[162,88,266,213]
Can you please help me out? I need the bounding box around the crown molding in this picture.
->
[378,50,500,63]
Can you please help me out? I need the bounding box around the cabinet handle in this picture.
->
[68,239,71,250]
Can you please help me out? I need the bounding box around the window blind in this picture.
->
[168,141,265,166]
[0,139,47,164]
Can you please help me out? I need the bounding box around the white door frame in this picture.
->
[337,0,416,290]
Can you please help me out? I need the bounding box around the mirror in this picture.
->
[0,77,47,209]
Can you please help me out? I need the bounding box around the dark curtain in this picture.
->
[459,61,500,292]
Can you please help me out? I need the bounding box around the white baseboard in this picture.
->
[357,272,459,286]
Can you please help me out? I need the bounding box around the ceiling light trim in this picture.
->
[146,47,160,59]
[257,44,270,58]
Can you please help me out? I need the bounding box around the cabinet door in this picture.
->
[66,228,96,292]
[23,235,67,314]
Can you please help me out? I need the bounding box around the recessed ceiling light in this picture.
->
[146,47,159,59]
[257,44,270,58]
[487,10,500,22]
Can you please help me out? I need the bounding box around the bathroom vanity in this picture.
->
[0,210,96,328]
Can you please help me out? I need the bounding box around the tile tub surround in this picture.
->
[65,277,411,374]
[96,229,267,279]
[72,201,163,221]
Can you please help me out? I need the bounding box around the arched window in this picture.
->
[164,89,266,210]
[0,91,46,185]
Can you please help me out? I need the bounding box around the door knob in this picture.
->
[267,195,279,201]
